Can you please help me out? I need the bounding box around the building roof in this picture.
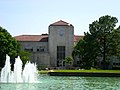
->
[14,34,83,43]
[50,20,73,26]
[14,35,48,42]
[74,35,84,43]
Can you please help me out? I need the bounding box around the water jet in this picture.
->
[0,55,38,83]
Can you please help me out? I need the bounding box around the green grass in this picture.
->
[53,70,120,73]
[38,70,50,74]
[39,69,120,74]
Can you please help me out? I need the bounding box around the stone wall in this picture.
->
[19,41,50,68]
[49,25,74,67]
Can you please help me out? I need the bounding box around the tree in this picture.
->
[0,26,20,68]
[72,34,98,69]
[110,26,120,57]
[82,32,99,69]
[73,15,120,69]
[72,39,86,68]
[19,51,31,67]
[89,15,119,69]
[64,56,73,69]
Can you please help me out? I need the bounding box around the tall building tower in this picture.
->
[49,20,74,67]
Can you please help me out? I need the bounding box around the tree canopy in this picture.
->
[19,51,31,67]
[73,15,120,69]
[0,26,20,68]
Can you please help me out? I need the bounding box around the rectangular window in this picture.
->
[57,46,65,66]
[77,61,80,64]
[57,46,65,60]
[37,46,45,52]
[24,47,33,52]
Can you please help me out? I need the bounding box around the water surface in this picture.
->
[0,75,120,90]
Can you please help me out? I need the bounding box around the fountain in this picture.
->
[0,55,38,83]
[0,55,120,90]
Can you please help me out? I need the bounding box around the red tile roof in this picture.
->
[74,35,84,43]
[14,35,48,42]
[14,34,83,43]
[50,20,73,26]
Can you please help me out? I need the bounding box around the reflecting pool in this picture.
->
[0,75,120,90]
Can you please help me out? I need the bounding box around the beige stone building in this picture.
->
[14,20,120,69]
[15,20,83,69]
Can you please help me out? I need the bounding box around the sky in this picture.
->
[0,0,120,36]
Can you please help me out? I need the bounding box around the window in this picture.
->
[57,46,65,66]
[77,61,80,64]
[37,46,45,52]
[113,63,120,66]
[24,47,33,52]
[57,46,65,60]
[113,63,115,65]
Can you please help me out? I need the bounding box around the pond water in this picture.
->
[0,74,120,90]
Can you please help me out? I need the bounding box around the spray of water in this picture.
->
[0,55,38,83]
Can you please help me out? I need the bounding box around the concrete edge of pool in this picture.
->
[48,72,120,77]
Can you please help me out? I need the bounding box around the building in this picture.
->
[14,20,120,69]
[15,20,83,69]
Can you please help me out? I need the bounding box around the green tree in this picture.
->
[65,56,73,64]
[72,34,98,69]
[82,32,99,69]
[19,51,31,67]
[64,56,73,69]
[110,26,120,57]
[0,26,20,68]
[72,39,86,68]
[73,15,120,69]
[89,15,119,69]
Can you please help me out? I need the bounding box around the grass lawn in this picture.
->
[38,70,50,74]
[39,69,120,74]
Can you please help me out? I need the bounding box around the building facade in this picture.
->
[15,20,82,69]
[49,21,74,67]
[15,20,120,69]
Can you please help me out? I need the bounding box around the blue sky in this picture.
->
[0,0,120,36]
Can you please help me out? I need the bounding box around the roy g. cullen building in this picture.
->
[15,20,83,69]
[15,20,120,69]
